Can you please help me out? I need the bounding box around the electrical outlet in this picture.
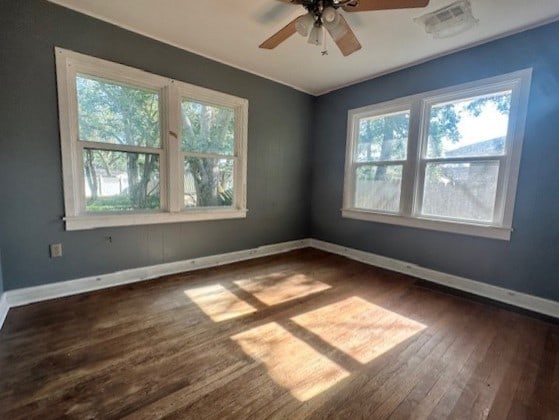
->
[50,243,63,258]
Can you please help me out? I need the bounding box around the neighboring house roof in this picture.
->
[445,137,505,157]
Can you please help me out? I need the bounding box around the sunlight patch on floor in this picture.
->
[231,322,349,401]
[234,274,331,306]
[291,296,426,364]
[184,284,257,322]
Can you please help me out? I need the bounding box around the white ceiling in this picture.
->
[48,0,559,95]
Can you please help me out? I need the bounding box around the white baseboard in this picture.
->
[1,237,557,332]
[310,239,559,319]
[0,239,310,331]
[0,293,8,331]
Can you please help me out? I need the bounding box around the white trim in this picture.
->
[55,47,249,230]
[64,209,248,230]
[341,209,512,240]
[1,237,558,332]
[342,69,532,241]
[0,293,8,332]
[310,239,559,319]
[176,82,249,213]
[3,240,310,311]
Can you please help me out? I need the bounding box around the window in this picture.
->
[56,48,248,230]
[343,70,532,240]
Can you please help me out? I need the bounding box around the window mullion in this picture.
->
[166,82,182,213]
[235,103,248,210]
[401,99,422,217]
[414,99,429,217]
[414,160,428,217]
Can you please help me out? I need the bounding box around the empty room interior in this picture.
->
[1,0,559,418]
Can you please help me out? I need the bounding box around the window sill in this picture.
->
[341,209,512,240]
[64,209,248,231]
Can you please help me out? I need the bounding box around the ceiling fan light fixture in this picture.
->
[295,13,315,37]
[322,7,338,24]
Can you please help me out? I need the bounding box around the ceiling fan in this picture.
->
[259,0,430,57]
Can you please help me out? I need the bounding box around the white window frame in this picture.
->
[342,69,532,241]
[55,47,248,230]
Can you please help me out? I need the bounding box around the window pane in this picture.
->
[421,161,499,222]
[181,100,235,155]
[83,149,160,212]
[354,165,402,213]
[356,111,409,162]
[427,91,511,158]
[76,75,161,148]
[184,157,234,208]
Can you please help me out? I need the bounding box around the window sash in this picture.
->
[181,153,238,210]
[343,69,532,240]
[56,47,248,230]
[352,163,405,214]
[78,145,165,214]
[414,157,506,225]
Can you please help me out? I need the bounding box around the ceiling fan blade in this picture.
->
[259,17,300,50]
[326,15,362,57]
[274,0,304,3]
[343,0,429,12]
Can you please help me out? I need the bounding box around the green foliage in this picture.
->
[427,104,461,158]
[357,112,409,162]
[181,101,234,155]
[357,93,511,183]
[182,101,235,206]
[77,76,160,147]
[86,194,160,212]
[78,75,235,210]
[77,75,162,210]
[466,93,511,117]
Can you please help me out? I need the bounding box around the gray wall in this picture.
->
[311,22,559,302]
[0,0,314,291]
[0,248,3,295]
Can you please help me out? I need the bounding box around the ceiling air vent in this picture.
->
[415,0,478,39]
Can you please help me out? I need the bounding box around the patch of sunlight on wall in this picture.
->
[184,284,257,322]
[234,274,331,306]
[291,296,426,364]
[231,322,349,401]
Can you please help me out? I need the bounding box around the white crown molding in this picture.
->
[1,237,557,332]
[47,1,314,96]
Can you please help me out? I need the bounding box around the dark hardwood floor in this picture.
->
[0,249,558,419]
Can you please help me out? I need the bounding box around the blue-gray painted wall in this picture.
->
[0,249,3,295]
[0,0,314,291]
[311,22,559,302]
